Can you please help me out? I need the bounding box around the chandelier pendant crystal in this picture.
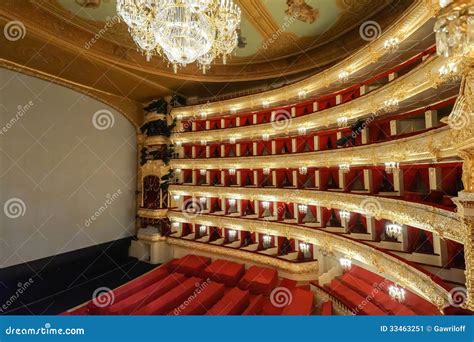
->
[117,0,241,73]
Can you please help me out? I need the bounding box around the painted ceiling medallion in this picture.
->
[285,0,319,24]
[116,0,241,73]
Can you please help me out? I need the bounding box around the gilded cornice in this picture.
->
[172,56,450,143]
[166,237,319,274]
[169,185,462,244]
[171,0,440,118]
[137,208,168,220]
[170,124,474,176]
[167,211,450,309]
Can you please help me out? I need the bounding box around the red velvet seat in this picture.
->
[86,267,169,314]
[242,295,265,315]
[170,282,225,315]
[327,279,386,315]
[320,301,333,315]
[238,266,278,295]
[102,273,187,315]
[206,287,250,315]
[133,277,202,315]
[281,288,314,315]
[167,254,211,277]
[340,273,415,315]
[200,259,245,287]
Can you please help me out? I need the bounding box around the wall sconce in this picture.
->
[386,223,402,238]
[383,37,399,52]
[262,100,270,108]
[337,117,348,127]
[176,141,182,147]
[388,285,406,303]
[298,90,307,99]
[339,210,350,220]
[228,229,237,241]
[199,197,207,204]
[339,257,352,270]
[261,201,270,209]
[263,167,271,175]
[299,242,309,252]
[172,194,180,201]
[228,198,236,206]
[339,163,350,173]
[298,166,307,175]
[199,169,207,176]
[298,127,307,135]
[338,70,349,82]
[229,137,236,144]
[298,204,308,214]
[199,225,207,235]
[228,168,236,175]
[262,133,270,141]
[200,139,207,145]
[384,162,399,174]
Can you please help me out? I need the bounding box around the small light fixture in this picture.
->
[199,225,207,235]
[230,107,237,114]
[199,169,207,176]
[201,112,207,119]
[337,117,348,127]
[438,61,461,83]
[384,162,399,174]
[263,234,272,243]
[176,141,182,147]
[200,139,207,146]
[298,90,307,99]
[229,137,236,144]
[382,98,399,113]
[383,37,399,52]
[174,168,182,173]
[228,229,237,241]
[229,168,236,176]
[199,197,207,204]
[338,70,349,83]
[261,201,270,209]
[298,166,307,175]
[176,114,183,120]
[339,257,352,270]
[339,163,350,173]
[262,100,270,108]
[386,223,402,238]
[298,204,308,214]
[173,194,180,201]
[228,198,236,206]
[298,127,307,135]
[263,167,271,175]
[172,221,179,228]
[299,242,309,252]
[262,133,270,141]
[388,285,406,303]
[339,210,350,220]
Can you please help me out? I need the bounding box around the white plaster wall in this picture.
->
[0,68,137,268]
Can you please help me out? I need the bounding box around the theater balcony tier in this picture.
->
[167,211,452,310]
[170,123,474,172]
[168,185,462,244]
[172,56,458,144]
[171,0,440,117]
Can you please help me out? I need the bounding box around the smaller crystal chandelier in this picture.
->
[201,139,207,145]
[298,204,308,214]
[262,133,270,141]
[339,163,350,173]
[199,197,207,204]
[386,223,402,238]
[383,37,399,52]
[262,100,270,108]
[298,90,307,99]
[199,225,207,235]
[228,168,236,175]
[261,201,270,209]
[199,169,207,176]
[339,257,352,270]
[388,285,406,303]
[230,107,237,114]
[339,210,350,220]
[338,70,349,83]
[337,117,348,127]
[298,127,307,135]
[298,166,308,175]
[384,161,400,174]
[439,61,462,83]
[299,242,310,252]
[228,198,236,206]
[262,167,271,175]
[229,137,236,144]
[434,0,474,59]
[380,98,399,113]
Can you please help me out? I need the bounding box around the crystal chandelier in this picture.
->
[298,166,308,175]
[383,37,399,52]
[339,257,352,270]
[339,210,350,220]
[117,0,241,73]
[298,204,308,214]
[439,61,461,83]
[339,163,351,173]
[384,161,399,174]
[338,70,349,82]
[388,285,406,303]
[262,167,271,175]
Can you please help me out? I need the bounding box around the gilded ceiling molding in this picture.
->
[166,237,319,274]
[171,0,440,118]
[0,59,143,129]
[169,185,462,244]
[172,56,451,143]
[170,123,473,177]
[167,211,450,309]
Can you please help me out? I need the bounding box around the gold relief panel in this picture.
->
[137,208,168,220]
[140,160,170,180]
[167,211,450,309]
